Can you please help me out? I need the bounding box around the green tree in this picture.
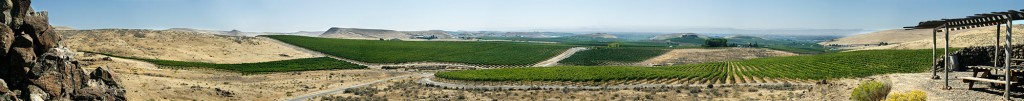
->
[704,38,728,47]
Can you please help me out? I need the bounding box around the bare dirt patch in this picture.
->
[639,48,797,66]
[76,53,413,101]
[61,29,317,64]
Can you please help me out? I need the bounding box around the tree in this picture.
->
[704,38,728,47]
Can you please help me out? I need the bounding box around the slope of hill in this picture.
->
[450,31,575,38]
[862,25,1024,50]
[319,27,454,40]
[650,33,708,40]
[401,30,453,39]
[266,35,573,65]
[319,27,406,39]
[819,25,1024,48]
[60,29,318,63]
[574,33,619,39]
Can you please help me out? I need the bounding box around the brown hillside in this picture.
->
[60,29,317,63]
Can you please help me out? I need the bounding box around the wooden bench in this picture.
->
[961,77,1018,88]
[968,66,1024,72]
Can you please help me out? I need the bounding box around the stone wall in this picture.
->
[935,44,1024,71]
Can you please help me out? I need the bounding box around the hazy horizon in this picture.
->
[35,0,1024,35]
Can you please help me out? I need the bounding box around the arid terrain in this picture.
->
[862,25,1024,50]
[640,48,798,66]
[822,25,1024,50]
[76,52,413,101]
[60,29,317,63]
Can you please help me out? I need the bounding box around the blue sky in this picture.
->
[33,0,1024,32]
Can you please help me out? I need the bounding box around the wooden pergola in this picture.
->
[904,9,1024,100]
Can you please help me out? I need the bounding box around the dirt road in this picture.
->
[532,47,588,67]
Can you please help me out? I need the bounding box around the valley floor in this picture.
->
[76,53,413,101]
[78,51,1022,100]
[310,72,1023,101]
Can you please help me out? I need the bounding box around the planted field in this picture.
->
[437,49,941,83]
[89,52,365,74]
[559,47,668,66]
[265,35,573,65]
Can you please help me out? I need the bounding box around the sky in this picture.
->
[32,0,1024,33]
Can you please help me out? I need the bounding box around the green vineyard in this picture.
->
[436,49,942,82]
[559,47,668,66]
[87,52,366,74]
[265,35,573,65]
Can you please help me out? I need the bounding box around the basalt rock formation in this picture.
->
[0,0,125,101]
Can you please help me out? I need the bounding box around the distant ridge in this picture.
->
[319,27,452,39]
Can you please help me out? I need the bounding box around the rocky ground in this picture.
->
[639,48,798,66]
[75,53,413,101]
[60,29,317,64]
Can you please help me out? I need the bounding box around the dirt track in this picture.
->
[532,47,588,67]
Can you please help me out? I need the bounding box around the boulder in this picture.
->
[26,48,87,101]
[87,67,118,86]
[0,79,8,94]
[73,67,125,101]
[0,0,126,100]
[0,24,12,56]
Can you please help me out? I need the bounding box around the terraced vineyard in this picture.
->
[436,49,941,85]
[558,47,669,66]
[265,35,573,65]
[87,52,366,74]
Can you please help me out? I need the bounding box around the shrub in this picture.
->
[884,90,926,101]
[851,80,891,101]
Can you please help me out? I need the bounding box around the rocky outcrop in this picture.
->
[0,0,126,101]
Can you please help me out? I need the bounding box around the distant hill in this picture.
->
[818,29,936,46]
[319,27,453,40]
[572,33,618,39]
[860,25,1024,50]
[650,33,709,40]
[724,35,763,40]
[401,30,453,39]
[53,26,74,30]
[166,28,287,37]
[449,31,574,38]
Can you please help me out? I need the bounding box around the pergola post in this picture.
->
[932,26,939,79]
[996,17,1001,68]
[1004,14,1013,100]
[944,22,951,90]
